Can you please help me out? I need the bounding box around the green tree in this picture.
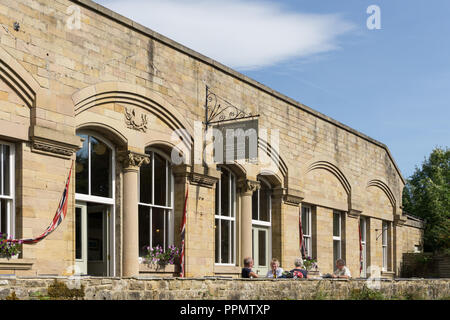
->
[403,147,450,252]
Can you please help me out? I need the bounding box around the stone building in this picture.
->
[0,0,423,278]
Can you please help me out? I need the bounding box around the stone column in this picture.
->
[238,179,260,263]
[121,151,150,277]
[346,209,362,277]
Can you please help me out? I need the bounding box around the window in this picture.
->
[139,150,174,257]
[0,142,14,237]
[76,134,112,198]
[382,221,389,271]
[251,178,272,272]
[301,205,312,258]
[252,179,271,224]
[360,217,367,277]
[333,211,342,264]
[215,168,236,265]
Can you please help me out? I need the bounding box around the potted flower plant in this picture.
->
[0,233,22,260]
[303,256,320,276]
[145,245,180,271]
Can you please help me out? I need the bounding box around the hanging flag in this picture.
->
[359,218,363,275]
[179,188,189,277]
[299,207,306,258]
[9,163,73,245]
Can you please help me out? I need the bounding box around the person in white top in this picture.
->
[266,258,284,278]
[332,259,351,279]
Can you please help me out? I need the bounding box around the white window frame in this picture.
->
[382,221,388,271]
[251,178,272,272]
[360,217,367,277]
[333,211,342,262]
[301,205,312,258]
[75,132,116,276]
[138,149,174,256]
[251,178,272,227]
[215,167,236,266]
[0,141,15,238]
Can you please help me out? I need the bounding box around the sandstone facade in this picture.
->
[0,0,423,278]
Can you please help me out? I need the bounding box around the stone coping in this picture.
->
[0,275,448,281]
[70,0,405,184]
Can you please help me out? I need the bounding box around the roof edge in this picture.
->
[70,0,405,184]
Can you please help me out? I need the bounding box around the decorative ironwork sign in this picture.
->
[204,86,259,129]
[204,85,260,163]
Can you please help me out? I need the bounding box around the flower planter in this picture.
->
[307,270,321,277]
[139,263,180,277]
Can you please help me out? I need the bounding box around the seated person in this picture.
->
[332,259,351,279]
[241,257,258,278]
[290,257,309,279]
[266,258,284,278]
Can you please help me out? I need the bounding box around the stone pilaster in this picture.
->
[272,188,304,269]
[120,151,150,277]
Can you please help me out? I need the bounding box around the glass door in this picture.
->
[75,202,110,276]
[75,202,87,275]
[87,204,109,276]
[252,226,269,276]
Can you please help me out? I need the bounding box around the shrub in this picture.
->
[349,287,385,300]
[47,280,84,300]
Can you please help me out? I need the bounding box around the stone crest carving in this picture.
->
[124,107,148,132]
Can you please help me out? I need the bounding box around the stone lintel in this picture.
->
[273,187,304,206]
[347,209,362,219]
[172,164,220,188]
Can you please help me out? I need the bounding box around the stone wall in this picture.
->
[0,277,448,300]
[401,253,450,278]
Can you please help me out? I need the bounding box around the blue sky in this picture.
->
[96,0,450,178]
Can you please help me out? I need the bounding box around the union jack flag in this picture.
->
[359,218,363,275]
[299,207,306,258]
[179,188,188,277]
[10,164,72,245]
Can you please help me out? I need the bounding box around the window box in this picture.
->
[139,262,179,276]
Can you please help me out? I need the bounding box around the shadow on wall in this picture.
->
[401,253,450,278]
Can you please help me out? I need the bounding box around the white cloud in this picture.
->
[97,0,354,70]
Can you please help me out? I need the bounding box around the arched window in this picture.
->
[215,167,236,265]
[75,133,115,276]
[138,149,174,257]
[0,141,14,237]
[76,134,113,199]
[251,178,272,274]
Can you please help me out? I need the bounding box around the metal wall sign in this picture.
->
[204,85,260,163]
[213,119,259,163]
